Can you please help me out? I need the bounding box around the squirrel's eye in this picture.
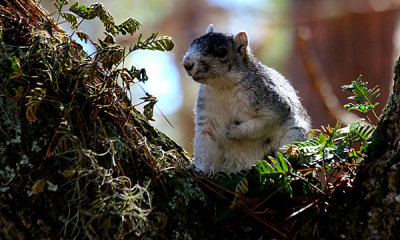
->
[214,48,227,58]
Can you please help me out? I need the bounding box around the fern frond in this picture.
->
[349,122,374,143]
[292,138,320,148]
[69,2,115,30]
[129,33,174,52]
[230,176,249,209]
[250,158,293,197]
[342,75,380,116]
[96,45,124,69]
[342,75,379,105]
[116,18,141,35]
[140,93,158,121]
[76,31,89,43]
[25,82,46,122]
[277,152,291,172]
[253,157,292,176]
[211,170,248,194]
[291,138,321,156]
[61,13,78,29]
[339,119,374,144]
[53,0,68,12]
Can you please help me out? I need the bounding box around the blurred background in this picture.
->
[41,0,400,153]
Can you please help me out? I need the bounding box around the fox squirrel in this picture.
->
[183,24,311,174]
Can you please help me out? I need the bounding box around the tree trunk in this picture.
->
[359,57,400,239]
[1,1,400,239]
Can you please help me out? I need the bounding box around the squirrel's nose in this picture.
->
[183,60,194,71]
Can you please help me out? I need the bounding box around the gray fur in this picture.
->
[182,26,311,174]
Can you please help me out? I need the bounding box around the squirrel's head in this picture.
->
[182,24,250,87]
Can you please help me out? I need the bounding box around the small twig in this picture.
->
[200,177,235,196]
[285,199,320,221]
[196,177,228,200]
[237,205,287,238]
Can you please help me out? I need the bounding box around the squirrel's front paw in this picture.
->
[226,121,243,139]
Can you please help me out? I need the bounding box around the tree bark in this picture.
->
[360,57,400,239]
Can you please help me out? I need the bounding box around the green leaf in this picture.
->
[68,3,143,37]
[97,45,124,69]
[277,152,290,172]
[117,18,141,35]
[273,158,282,172]
[262,159,275,173]
[130,33,174,52]
[70,2,117,34]
[349,121,374,142]
[342,75,380,114]
[69,2,97,19]
[76,31,89,43]
[141,93,158,121]
[69,1,79,11]
[61,13,78,29]
[103,33,115,44]
[53,0,69,12]
[247,159,292,197]
[127,66,148,83]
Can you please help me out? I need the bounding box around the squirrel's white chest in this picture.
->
[194,85,272,173]
[196,86,250,135]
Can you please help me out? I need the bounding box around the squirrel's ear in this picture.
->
[233,32,248,55]
[206,24,214,34]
